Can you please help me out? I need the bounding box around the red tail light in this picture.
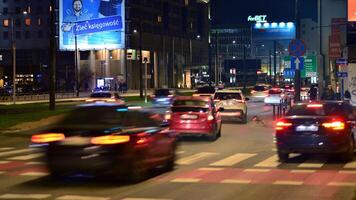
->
[31,133,65,143]
[251,90,256,94]
[135,132,151,145]
[91,135,130,145]
[322,121,345,130]
[214,99,221,102]
[307,104,323,108]
[275,121,293,130]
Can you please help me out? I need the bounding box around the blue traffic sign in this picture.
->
[336,58,348,65]
[289,39,307,57]
[291,56,305,70]
[283,69,295,78]
[337,72,348,78]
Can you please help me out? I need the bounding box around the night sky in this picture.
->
[211,0,318,26]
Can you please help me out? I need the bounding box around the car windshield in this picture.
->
[269,89,282,95]
[253,86,268,91]
[89,93,112,98]
[214,93,242,100]
[155,89,172,96]
[173,100,208,107]
[197,87,215,94]
[171,107,208,113]
[286,103,346,116]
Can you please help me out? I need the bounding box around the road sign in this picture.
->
[283,56,317,78]
[337,72,348,78]
[291,56,305,70]
[336,58,348,65]
[288,39,307,57]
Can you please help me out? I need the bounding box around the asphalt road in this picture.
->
[0,102,355,200]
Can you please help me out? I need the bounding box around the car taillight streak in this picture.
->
[31,133,65,143]
[322,121,345,131]
[91,135,130,145]
[275,121,293,130]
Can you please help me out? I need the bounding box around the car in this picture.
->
[214,90,248,123]
[216,81,225,90]
[168,96,222,141]
[151,88,176,107]
[30,104,178,182]
[275,101,356,162]
[300,87,310,101]
[264,88,288,105]
[250,84,271,101]
[193,86,216,98]
[85,91,125,104]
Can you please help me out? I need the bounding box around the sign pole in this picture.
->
[144,58,148,103]
[294,0,301,102]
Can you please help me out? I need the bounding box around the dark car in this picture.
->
[275,101,355,162]
[193,86,216,98]
[151,88,176,106]
[31,105,177,182]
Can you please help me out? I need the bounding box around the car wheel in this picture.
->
[164,145,176,172]
[340,137,354,162]
[277,151,289,162]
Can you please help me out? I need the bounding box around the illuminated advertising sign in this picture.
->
[59,0,125,50]
[252,22,296,40]
[248,15,267,23]
[349,0,356,21]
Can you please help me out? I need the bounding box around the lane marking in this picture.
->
[198,167,224,171]
[0,161,10,164]
[20,172,49,176]
[344,161,356,169]
[176,152,218,165]
[339,170,356,174]
[0,149,33,157]
[57,195,110,200]
[273,181,303,185]
[170,178,201,183]
[254,155,280,167]
[327,182,356,187]
[122,198,173,200]
[0,147,15,151]
[177,151,185,155]
[209,153,256,167]
[221,179,251,184]
[26,162,45,165]
[9,153,43,161]
[244,169,271,173]
[298,161,325,168]
[290,170,316,173]
[0,194,51,199]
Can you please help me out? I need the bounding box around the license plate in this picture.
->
[296,125,318,132]
[181,114,198,120]
[61,137,90,146]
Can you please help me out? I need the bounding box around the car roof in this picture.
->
[215,90,242,93]
[294,101,346,106]
[175,96,211,101]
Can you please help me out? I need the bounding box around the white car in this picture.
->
[214,90,248,123]
[250,84,271,101]
[85,91,125,104]
[264,88,287,105]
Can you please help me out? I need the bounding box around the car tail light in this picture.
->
[91,135,130,145]
[164,113,172,120]
[235,99,245,103]
[135,132,151,145]
[168,95,174,98]
[106,99,116,102]
[307,104,323,108]
[85,99,94,102]
[31,133,65,143]
[322,121,345,130]
[275,121,293,130]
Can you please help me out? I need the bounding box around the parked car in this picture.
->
[85,91,125,104]
[214,90,248,123]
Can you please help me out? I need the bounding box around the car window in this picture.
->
[173,100,208,107]
[253,86,267,91]
[171,107,208,113]
[197,87,215,94]
[89,93,112,98]
[268,90,282,95]
[154,89,172,96]
[214,93,242,100]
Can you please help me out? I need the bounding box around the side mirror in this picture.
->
[218,107,225,112]
[245,97,250,101]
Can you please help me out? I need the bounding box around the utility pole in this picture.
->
[215,31,218,85]
[74,18,79,97]
[274,40,277,86]
[139,15,143,98]
[11,17,16,104]
[269,48,272,84]
[243,45,247,92]
[144,58,148,103]
[294,0,301,102]
[49,0,56,110]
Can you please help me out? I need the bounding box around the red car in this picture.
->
[168,96,223,141]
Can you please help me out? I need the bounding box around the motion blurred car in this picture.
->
[193,86,216,98]
[168,96,222,141]
[300,87,310,101]
[250,84,271,101]
[151,88,176,107]
[214,90,248,123]
[264,88,287,105]
[85,91,125,104]
[31,104,177,181]
[275,101,356,162]
[216,81,225,90]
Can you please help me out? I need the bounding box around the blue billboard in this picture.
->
[59,0,125,50]
[252,22,296,40]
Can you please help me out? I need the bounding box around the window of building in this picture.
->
[16,31,21,39]
[38,18,42,26]
[3,8,8,15]
[25,18,31,26]
[3,31,8,39]
[157,15,162,23]
[25,31,30,39]
[3,19,9,27]
[185,0,189,6]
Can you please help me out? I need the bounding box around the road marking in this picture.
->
[290,170,316,173]
[0,147,15,151]
[271,148,277,152]
[122,198,173,200]
[20,172,49,176]
[198,167,224,171]
[221,179,251,184]
[298,161,325,168]
[244,169,270,173]
[0,194,51,199]
[209,153,256,167]
[0,149,33,157]
[344,161,356,169]
[177,151,185,155]
[273,181,304,185]
[8,153,43,161]
[57,195,110,200]
[170,178,201,183]
[0,161,10,164]
[254,155,280,168]
[339,170,356,174]
[176,152,218,165]
[327,182,356,187]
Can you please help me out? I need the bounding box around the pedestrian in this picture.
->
[321,85,335,100]
[308,84,318,101]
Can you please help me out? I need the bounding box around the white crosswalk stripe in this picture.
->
[344,161,356,169]
[176,152,218,165]
[0,147,15,152]
[8,153,43,161]
[56,195,110,200]
[209,153,256,167]
[254,155,280,168]
[0,149,34,157]
[0,194,51,199]
[298,160,325,168]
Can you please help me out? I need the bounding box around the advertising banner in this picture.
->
[349,0,356,21]
[59,0,125,50]
[348,63,356,106]
[252,23,296,41]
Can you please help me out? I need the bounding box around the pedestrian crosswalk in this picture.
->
[0,146,354,177]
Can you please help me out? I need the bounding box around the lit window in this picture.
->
[38,18,41,26]
[157,16,162,23]
[3,19,9,27]
[25,18,31,26]
[185,0,189,6]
